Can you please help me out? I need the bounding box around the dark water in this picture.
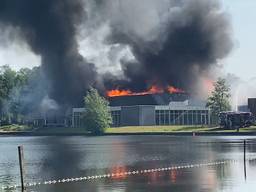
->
[1,135,256,192]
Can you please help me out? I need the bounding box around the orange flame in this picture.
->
[107,89,133,97]
[111,166,128,180]
[203,79,214,94]
[107,85,184,97]
[167,86,185,94]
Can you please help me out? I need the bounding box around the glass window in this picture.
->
[165,110,169,125]
[160,111,165,125]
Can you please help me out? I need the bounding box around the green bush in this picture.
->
[84,87,112,135]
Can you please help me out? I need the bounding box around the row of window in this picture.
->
[155,110,209,125]
[73,110,210,127]
[111,111,121,127]
[73,112,85,128]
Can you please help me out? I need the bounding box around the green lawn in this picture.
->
[239,126,256,132]
[0,124,32,132]
[106,125,256,133]
[106,125,216,133]
[1,124,256,134]
[36,125,219,134]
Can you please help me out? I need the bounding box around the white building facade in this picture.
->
[72,100,211,128]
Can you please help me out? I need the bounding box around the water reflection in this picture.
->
[0,136,256,192]
[169,169,178,183]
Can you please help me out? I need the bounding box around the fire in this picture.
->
[107,85,184,97]
[106,89,133,97]
[203,78,214,94]
[167,86,185,94]
[111,166,128,180]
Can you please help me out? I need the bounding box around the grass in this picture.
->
[0,125,88,134]
[1,124,256,134]
[106,125,216,133]
[0,124,32,132]
[238,126,256,132]
[106,125,256,133]
[35,125,222,134]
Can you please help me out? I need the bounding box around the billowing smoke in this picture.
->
[225,73,256,110]
[99,0,233,93]
[0,0,98,107]
[0,0,233,107]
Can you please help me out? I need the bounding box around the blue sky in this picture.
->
[221,0,256,80]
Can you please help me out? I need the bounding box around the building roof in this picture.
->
[108,93,189,106]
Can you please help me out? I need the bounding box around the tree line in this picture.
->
[0,65,43,125]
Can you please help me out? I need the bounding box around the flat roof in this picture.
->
[73,105,209,112]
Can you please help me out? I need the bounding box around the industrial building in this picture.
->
[27,109,72,128]
[237,98,256,116]
[72,93,211,128]
[248,98,256,116]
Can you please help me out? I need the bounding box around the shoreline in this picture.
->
[1,131,256,137]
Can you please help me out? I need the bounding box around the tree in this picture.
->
[0,65,17,123]
[84,87,112,135]
[206,78,231,121]
[0,66,33,124]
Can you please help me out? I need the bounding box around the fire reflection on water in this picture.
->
[170,169,178,184]
[111,166,128,180]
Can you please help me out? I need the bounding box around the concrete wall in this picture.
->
[120,106,140,126]
[248,98,256,116]
[120,106,155,126]
[139,106,155,126]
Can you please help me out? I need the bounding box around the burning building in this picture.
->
[0,0,232,125]
[72,89,210,127]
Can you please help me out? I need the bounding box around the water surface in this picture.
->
[0,135,256,192]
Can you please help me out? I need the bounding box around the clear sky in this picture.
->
[221,0,256,80]
[0,0,255,81]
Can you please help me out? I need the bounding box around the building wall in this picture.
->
[72,107,122,128]
[111,110,121,127]
[139,106,156,126]
[155,109,210,125]
[248,98,256,116]
[72,104,210,128]
[119,106,156,126]
[238,105,250,112]
[73,111,85,128]
[120,106,140,126]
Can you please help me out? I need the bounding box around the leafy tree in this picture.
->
[84,87,112,135]
[0,65,16,99]
[0,66,33,124]
[0,66,17,122]
[206,78,231,121]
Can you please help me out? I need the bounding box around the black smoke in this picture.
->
[0,0,97,107]
[0,0,233,107]
[103,0,233,93]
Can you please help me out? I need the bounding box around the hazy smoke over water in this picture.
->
[0,0,233,107]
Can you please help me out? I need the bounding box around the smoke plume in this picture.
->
[0,0,98,107]
[0,0,233,107]
[100,0,233,93]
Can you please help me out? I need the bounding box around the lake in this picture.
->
[0,135,256,192]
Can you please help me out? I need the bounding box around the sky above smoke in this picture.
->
[0,0,234,107]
